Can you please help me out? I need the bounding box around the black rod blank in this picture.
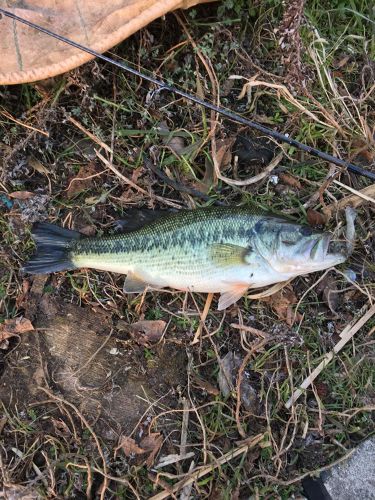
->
[1,8,374,181]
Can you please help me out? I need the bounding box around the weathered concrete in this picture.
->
[322,437,375,500]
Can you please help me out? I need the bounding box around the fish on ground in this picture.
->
[23,206,356,310]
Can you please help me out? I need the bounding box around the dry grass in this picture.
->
[0,1,374,498]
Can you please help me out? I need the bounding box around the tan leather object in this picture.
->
[0,0,215,85]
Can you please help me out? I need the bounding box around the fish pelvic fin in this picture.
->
[218,284,249,310]
[123,272,148,293]
[23,223,81,275]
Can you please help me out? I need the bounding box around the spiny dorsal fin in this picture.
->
[114,209,177,233]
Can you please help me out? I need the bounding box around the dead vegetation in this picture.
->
[0,1,374,498]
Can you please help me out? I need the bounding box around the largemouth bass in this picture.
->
[24,206,356,310]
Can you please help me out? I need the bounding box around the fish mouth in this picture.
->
[309,234,331,261]
[309,233,347,263]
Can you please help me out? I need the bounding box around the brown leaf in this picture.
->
[190,372,220,396]
[316,274,339,315]
[50,418,72,438]
[194,156,215,194]
[218,352,242,398]
[0,416,7,435]
[140,432,163,467]
[115,436,144,457]
[16,279,31,309]
[334,54,350,69]
[307,208,327,227]
[315,381,328,398]
[231,487,240,500]
[164,136,186,155]
[218,352,259,413]
[350,138,375,164]
[130,165,144,184]
[214,137,235,173]
[8,191,35,200]
[129,320,166,345]
[29,157,51,176]
[0,317,34,343]
[196,137,235,193]
[279,172,302,190]
[79,225,97,237]
[66,162,99,199]
[260,286,301,326]
[0,339,10,350]
[116,433,163,467]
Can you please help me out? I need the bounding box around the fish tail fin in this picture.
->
[23,223,81,275]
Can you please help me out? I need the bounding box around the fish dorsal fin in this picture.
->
[210,243,249,267]
[218,284,249,310]
[123,272,148,293]
[114,209,176,233]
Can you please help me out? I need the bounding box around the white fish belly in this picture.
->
[72,248,294,293]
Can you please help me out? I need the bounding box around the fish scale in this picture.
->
[71,208,256,284]
[24,206,355,310]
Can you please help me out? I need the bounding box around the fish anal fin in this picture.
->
[123,272,148,294]
[211,243,249,267]
[218,284,249,310]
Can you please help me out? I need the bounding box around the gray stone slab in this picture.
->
[322,437,375,499]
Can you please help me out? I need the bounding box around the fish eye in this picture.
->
[300,227,313,236]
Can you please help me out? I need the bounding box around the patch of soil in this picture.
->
[0,278,187,441]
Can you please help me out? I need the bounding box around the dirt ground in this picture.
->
[1,275,187,439]
[0,1,374,499]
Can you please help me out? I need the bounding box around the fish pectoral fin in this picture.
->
[218,284,249,310]
[123,272,148,294]
[210,243,249,267]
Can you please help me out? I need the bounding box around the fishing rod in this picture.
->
[1,8,374,181]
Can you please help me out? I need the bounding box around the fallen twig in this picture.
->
[333,179,375,205]
[38,387,110,500]
[324,182,375,216]
[212,149,284,187]
[230,323,270,339]
[191,293,214,345]
[68,116,112,153]
[247,280,292,299]
[95,150,181,209]
[143,155,223,204]
[0,108,49,137]
[150,434,264,500]
[285,304,375,409]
